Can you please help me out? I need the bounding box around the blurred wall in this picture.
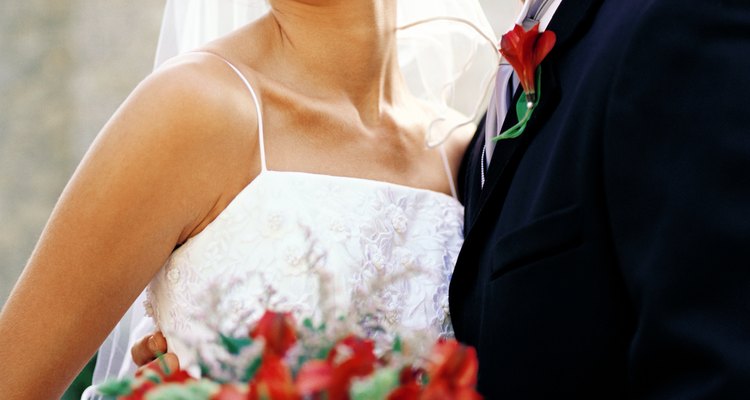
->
[0,0,164,305]
[0,0,521,306]
[482,0,522,39]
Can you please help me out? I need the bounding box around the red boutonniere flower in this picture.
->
[501,23,556,106]
[495,22,556,141]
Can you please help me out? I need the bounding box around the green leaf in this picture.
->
[316,344,333,360]
[144,381,218,400]
[422,373,430,386]
[296,354,310,368]
[392,336,403,354]
[350,368,399,400]
[220,334,254,355]
[140,367,164,385]
[243,356,263,382]
[199,361,210,377]
[97,379,133,396]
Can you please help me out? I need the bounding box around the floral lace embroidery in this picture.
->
[146,171,463,369]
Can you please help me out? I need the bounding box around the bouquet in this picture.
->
[101,230,479,399]
[98,309,480,399]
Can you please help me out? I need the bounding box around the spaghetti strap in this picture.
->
[195,52,268,172]
[439,146,459,200]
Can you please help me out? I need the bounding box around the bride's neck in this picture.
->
[267,0,406,124]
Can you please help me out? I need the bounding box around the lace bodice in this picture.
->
[146,170,464,369]
[144,56,465,371]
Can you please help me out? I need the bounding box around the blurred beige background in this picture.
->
[0,0,165,306]
[0,0,521,307]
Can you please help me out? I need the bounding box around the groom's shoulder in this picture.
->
[606,0,730,33]
[593,0,735,69]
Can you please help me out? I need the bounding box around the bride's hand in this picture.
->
[131,331,180,375]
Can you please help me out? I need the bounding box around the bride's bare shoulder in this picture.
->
[106,51,262,173]
[85,52,263,241]
[131,18,273,140]
[135,51,259,135]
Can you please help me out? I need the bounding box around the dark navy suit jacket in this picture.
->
[450,0,750,398]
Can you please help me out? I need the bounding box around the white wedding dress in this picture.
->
[144,57,466,372]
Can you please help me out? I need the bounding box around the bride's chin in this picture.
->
[273,0,390,8]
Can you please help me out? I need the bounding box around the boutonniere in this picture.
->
[494,23,556,141]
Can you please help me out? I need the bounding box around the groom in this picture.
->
[450,0,750,397]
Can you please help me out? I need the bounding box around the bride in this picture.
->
[0,0,497,398]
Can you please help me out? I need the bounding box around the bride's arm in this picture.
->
[0,56,258,399]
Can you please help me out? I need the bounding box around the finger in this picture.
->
[131,335,155,366]
[131,332,167,367]
[161,352,180,374]
[151,331,169,354]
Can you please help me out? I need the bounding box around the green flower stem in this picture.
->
[157,352,172,376]
[493,67,543,142]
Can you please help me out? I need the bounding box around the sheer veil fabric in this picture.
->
[84,1,499,397]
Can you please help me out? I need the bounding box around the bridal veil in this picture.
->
[153,0,500,145]
[85,0,499,397]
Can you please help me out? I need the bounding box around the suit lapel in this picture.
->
[464,0,603,237]
[467,88,520,230]
[461,115,488,227]
[468,69,560,231]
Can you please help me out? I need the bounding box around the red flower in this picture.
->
[250,311,298,357]
[293,336,378,399]
[399,366,424,386]
[248,353,301,400]
[500,23,556,104]
[211,384,247,400]
[120,380,157,400]
[160,369,194,384]
[128,365,194,399]
[387,367,423,399]
[387,384,422,400]
[296,360,334,396]
[422,340,481,400]
[326,335,378,400]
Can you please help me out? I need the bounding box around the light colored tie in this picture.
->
[483,64,516,167]
[526,0,556,27]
